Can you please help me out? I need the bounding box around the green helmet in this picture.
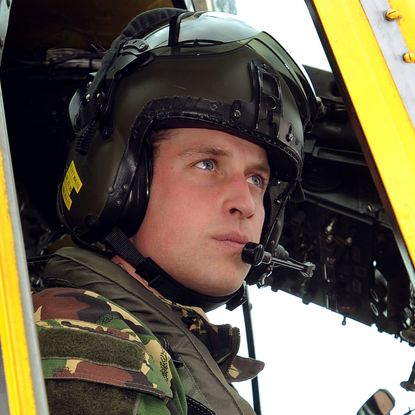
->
[58,8,317,308]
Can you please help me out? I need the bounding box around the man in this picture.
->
[33,8,317,415]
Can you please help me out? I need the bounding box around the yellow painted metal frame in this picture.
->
[390,0,415,50]
[307,0,415,280]
[0,79,46,413]
[0,151,37,413]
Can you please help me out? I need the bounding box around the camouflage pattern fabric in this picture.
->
[162,299,264,382]
[33,287,187,415]
[38,246,263,414]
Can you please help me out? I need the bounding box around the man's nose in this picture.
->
[222,175,256,219]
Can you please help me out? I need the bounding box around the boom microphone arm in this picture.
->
[242,242,316,279]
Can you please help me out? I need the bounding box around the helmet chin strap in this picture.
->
[103,226,247,311]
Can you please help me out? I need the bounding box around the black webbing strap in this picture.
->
[103,226,147,271]
[102,227,246,311]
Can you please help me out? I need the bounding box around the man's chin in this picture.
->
[171,263,248,297]
[195,281,244,298]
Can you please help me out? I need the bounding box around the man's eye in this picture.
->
[195,159,216,171]
[247,174,265,188]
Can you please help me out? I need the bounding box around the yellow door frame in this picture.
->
[0,84,49,415]
[0,0,49,411]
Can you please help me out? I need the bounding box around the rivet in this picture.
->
[403,52,415,63]
[233,109,241,119]
[85,93,91,102]
[115,199,122,206]
[108,186,114,194]
[137,43,148,52]
[370,302,379,317]
[102,127,112,138]
[286,125,294,142]
[326,256,336,265]
[122,184,129,191]
[326,234,334,244]
[384,8,402,21]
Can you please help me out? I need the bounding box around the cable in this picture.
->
[243,288,261,415]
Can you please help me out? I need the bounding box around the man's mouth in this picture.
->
[213,232,250,249]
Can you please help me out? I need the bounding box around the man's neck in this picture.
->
[111,254,162,297]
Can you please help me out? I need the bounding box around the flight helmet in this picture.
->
[58,8,318,309]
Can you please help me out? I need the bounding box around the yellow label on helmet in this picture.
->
[62,160,83,210]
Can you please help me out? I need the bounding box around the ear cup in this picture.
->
[117,143,151,237]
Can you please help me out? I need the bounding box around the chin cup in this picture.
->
[241,242,315,280]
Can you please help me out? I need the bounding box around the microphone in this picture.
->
[241,242,315,279]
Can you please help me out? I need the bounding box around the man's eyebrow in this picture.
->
[253,162,271,178]
[178,146,230,158]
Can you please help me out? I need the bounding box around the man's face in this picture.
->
[132,128,270,296]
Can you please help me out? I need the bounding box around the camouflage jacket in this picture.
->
[33,247,264,414]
